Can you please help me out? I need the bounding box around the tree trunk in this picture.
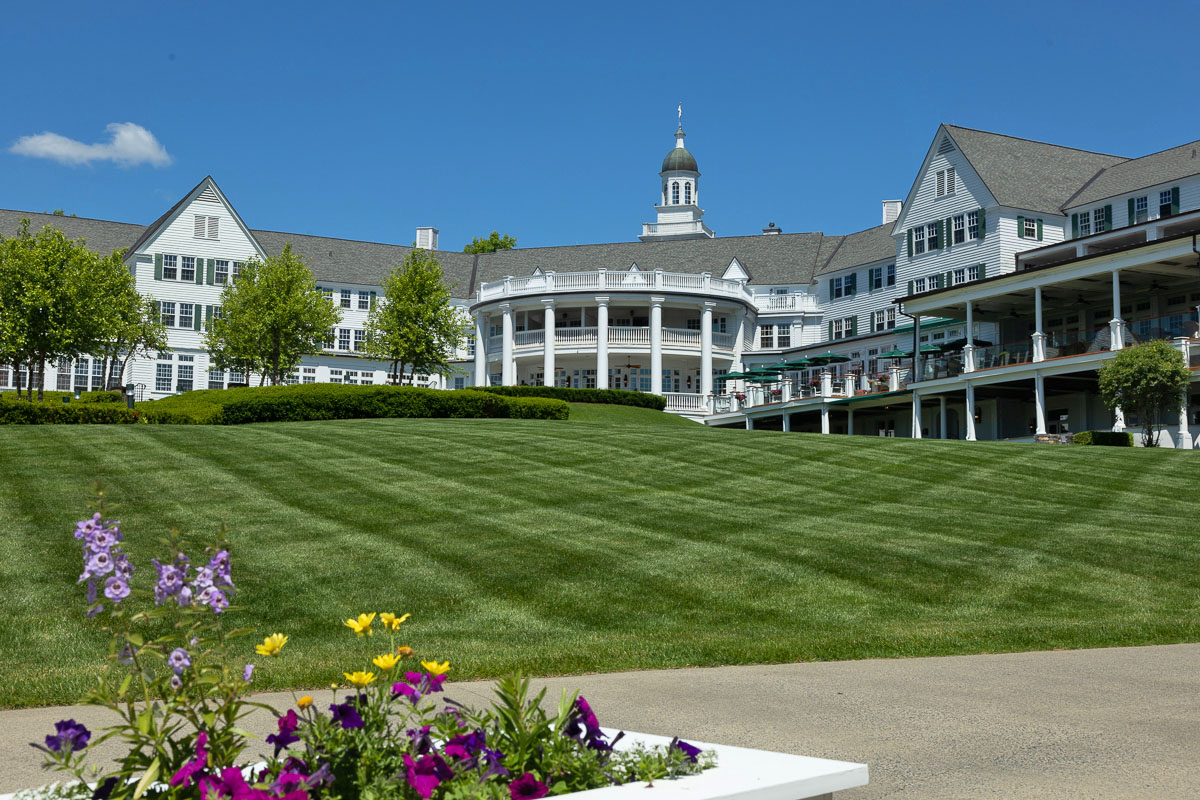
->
[15,361,24,400]
[36,357,45,402]
[391,359,400,385]
[26,360,35,401]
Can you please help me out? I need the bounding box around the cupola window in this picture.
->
[684,183,692,204]
[672,182,680,204]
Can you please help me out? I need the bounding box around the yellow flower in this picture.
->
[421,660,451,676]
[344,613,376,637]
[255,633,288,657]
[344,670,376,687]
[372,653,400,671]
[379,612,411,632]
[396,646,415,659]
[297,695,313,709]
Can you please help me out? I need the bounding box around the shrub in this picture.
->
[480,385,667,411]
[0,402,139,424]
[1073,430,1134,447]
[80,389,125,404]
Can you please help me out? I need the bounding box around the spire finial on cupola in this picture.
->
[675,102,686,147]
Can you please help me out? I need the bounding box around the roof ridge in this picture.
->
[0,208,147,227]
[251,226,421,250]
[1059,166,1109,211]
[1107,138,1200,164]
[943,124,1129,161]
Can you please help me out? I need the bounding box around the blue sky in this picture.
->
[2,1,1197,252]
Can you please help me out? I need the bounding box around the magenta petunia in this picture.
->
[509,772,550,800]
[403,753,453,799]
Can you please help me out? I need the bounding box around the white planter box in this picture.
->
[1,731,867,800]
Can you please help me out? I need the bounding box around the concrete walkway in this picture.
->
[3,643,1197,798]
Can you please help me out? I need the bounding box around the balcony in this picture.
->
[487,326,738,355]
[751,293,819,313]
[475,269,754,305]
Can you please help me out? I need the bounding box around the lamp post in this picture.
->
[124,383,136,410]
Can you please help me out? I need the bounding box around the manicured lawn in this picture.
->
[566,402,697,425]
[1,417,1197,708]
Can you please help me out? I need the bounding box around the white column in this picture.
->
[847,407,855,436]
[500,304,514,385]
[732,311,746,372]
[542,299,555,387]
[1178,398,1192,449]
[889,365,901,392]
[650,297,664,395]
[700,302,714,397]
[911,392,923,438]
[596,297,609,389]
[963,303,976,373]
[820,370,832,398]
[474,312,487,387]
[1032,286,1046,362]
[1110,270,1125,350]
[860,373,871,394]
[965,383,977,441]
[782,412,791,432]
[745,416,754,430]
[1034,373,1047,435]
[820,404,830,434]
[939,395,948,439]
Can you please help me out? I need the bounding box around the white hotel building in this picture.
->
[3,122,1200,445]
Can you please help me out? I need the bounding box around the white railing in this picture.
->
[712,331,735,350]
[476,270,755,305]
[664,392,707,412]
[609,327,651,346]
[752,293,818,312]
[513,330,545,348]
[556,327,598,346]
[662,327,700,347]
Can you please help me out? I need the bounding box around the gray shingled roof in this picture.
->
[471,232,829,290]
[815,223,896,276]
[1063,140,1200,208]
[945,125,1127,215]
[0,209,147,257]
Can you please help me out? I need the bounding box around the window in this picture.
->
[686,318,700,330]
[358,291,370,311]
[160,301,176,327]
[467,336,476,357]
[329,369,343,384]
[953,214,965,244]
[1023,218,1038,238]
[914,277,928,293]
[935,167,956,197]
[832,277,844,298]
[684,183,692,204]
[338,329,351,350]
[344,370,359,386]
[1094,206,1108,233]
[162,254,178,280]
[1078,210,1092,237]
[1159,189,1174,218]
[913,226,926,255]
[777,324,791,348]
[181,257,196,282]
[1134,195,1148,223]
[831,274,856,298]
[208,369,225,390]
[340,289,352,309]
[952,268,965,285]
[832,316,856,340]
[302,367,316,384]
[155,362,173,393]
[215,260,229,284]
[179,303,194,329]
[760,325,775,348]
[325,329,335,349]
[454,377,465,390]
[871,308,896,332]
[926,222,940,250]
[869,267,883,290]
[231,262,243,283]
[671,182,680,204]
[886,264,895,286]
[194,215,218,239]
[967,210,979,240]
[177,355,194,392]
[73,359,88,391]
[967,264,981,281]
[354,330,365,351]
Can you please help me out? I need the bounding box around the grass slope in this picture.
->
[1,418,1197,708]
[567,403,697,425]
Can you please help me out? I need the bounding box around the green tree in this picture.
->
[364,248,468,384]
[1097,340,1191,447]
[204,244,339,385]
[462,231,517,254]
[103,293,168,389]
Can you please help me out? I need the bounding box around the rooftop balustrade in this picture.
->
[476,269,755,305]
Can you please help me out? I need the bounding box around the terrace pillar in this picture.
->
[732,311,746,372]
[860,373,871,394]
[965,382,978,441]
[782,412,791,432]
[820,370,832,398]
[1178,398,1192,449]
[542,299,556,387]
[847,407,855,435]
[500,304,514,385]
[1034,373,1048,435]
[1109,271,1125,350]
[746,415,754,430]
[596,297,610,389]
[650,297,664,395]
[474,312,487,387]
[1032,287,1047,362]
[820,404,830,434]
[889,365,901,392]
[911,391,923,438]
[701,302,714,397]
[963,303,976,372]
[939,395,948,439]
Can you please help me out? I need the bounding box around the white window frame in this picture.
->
[179,303,194,329]
[967,264,980,281]
[935,167,956,198]
[869,267,882,290]
[1093,206,1107,232]
[215,259,230,285]
[967,211,979,240]
[776,324,791,348]
[1023,218,1038,238]
[354,329,365,351]
[1159,189,1173,216]
[1135,195,1148,223]
[162,254,178,281]
[886,264,896,286]
[180,256,196,282]
[160,301,176,327]
[338,328,351,350]
[759,325,775,348]
[914,277,928,293]
[340,289,352,309]
[832,276,844,299]
[913,226,926,255]
[155,362,173,392]
[194,215,219,240]
[926,222,940,249]
[1078,210,1091,237]
[358,291,370,311]
[953,214,965,244]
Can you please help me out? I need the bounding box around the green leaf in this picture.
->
[136,709,152,735]
[132,757,160,799]
[117,673,133,700]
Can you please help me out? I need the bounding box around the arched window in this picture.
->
[663,184,668,204]
[671,182,680,204]
[684,182,692,205]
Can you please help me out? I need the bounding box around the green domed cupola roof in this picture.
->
[661,124,699,173]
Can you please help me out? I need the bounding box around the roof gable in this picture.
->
[892,125,998,233]
[126,176,267,261]
[1063,140,1200,209]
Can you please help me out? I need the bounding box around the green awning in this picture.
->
[893,317,961,335]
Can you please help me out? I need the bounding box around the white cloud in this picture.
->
[10,122,172,167]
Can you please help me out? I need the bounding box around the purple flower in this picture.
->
[480,747,510,780]
[330,700,364,730]
[407,725,433,755]
[243,664,255,682]
[169,732,208,787]
[39,719,91,754]
[103,576,130,602]
[81,550,113,581]
[118,644,135,665]
[167,647,191,675]
[446,729,486,756]
[170,675,182,691]
[266,710,300,755]
[392,681,420,703]
[113,554,134,581]
[565,696,611,751]
[509,772,549,800]
[426,672,447,693]
[403,753,453,799]
[671,738,702,763]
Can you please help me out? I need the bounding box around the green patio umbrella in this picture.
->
[899,344,944,357]
[715,371,752,381]
[807,352,852,366]
[771,359,813,369]
[939,337,992,351]
[877,348,908,359]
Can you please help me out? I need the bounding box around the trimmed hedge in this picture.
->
[1073,430,1134,447]
[480,386,667,411]
[1,389,124,404]
[139,384,569,425]
[0,402,139,425]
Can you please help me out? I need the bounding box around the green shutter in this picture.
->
[369,291,377,309]
[205,305,212,327]
[1171,186,1180,215]
[1036,219,1043,241]
[193,308,201,331]
[944,271,953,288]
[828,321,834,340]
[977,208,986,240]
[978,263,987,279]
[154,253,163,280]
[206,258,215,285]
[907,228,914,257]
[849,315,858,336]
[846,273,856,295]
[1071,213,1079,238]
[1017,216,1025,239]
[194,258,203,285]
[1102,205,1112,233]
[153,300,161,317]
[907,279,915,295]
[945,217,953,247]
[1127,198,1136,226]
